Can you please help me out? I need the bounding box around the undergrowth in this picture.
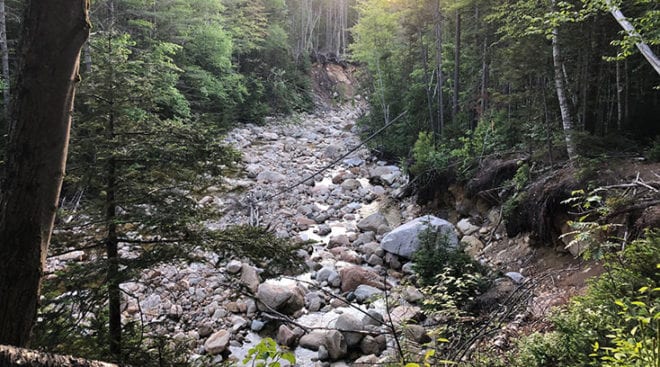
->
[505,231,659,367]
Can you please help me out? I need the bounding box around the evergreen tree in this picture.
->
[38,31,238,362]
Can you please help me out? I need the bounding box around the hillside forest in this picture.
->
[0,0,658,367]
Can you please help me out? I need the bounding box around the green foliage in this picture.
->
[513,331,578,367]
[241,337,296,367]
[410,131,449,176]
[646,136,660,162]
[560,189,626,259]
[593,287,660,367]
[409,226,489,366]
[420,265,489,313]
[211,225,306,278]
[513,162,530,190]
[508,232,660,367]
[412,226,487,288]
[502,192,527,227]
[33,284,193,366]
[351,0,659,194]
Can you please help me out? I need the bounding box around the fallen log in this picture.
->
[0,345,117,367]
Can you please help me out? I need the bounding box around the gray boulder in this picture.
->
[324,330,348,360]
[369,166,400,184]
[305,291,324,312]
[362,309,384,327]
[404,324,430,343]
[380,215,458,259]
[353,285,382,303]
[277,325,301,347]
[401,286,424,303]
[240,264,260,293]
[357,212,389,233]
[204,329,230,355]
[316,266,339,283]
[341,179,362,191]
[335,313,365,347]
[299,330,347,360]
[226,260,242,274]
[256,282,305,315]
[457,218,480,236]
[339,266,385,293]
[360,336,382,355]
[256,170,286,183]
[299,330,326,350]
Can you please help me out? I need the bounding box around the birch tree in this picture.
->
[551,0,578,161]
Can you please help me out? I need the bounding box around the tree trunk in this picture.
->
[104,2,122,358]
[106,155,120,359]
[452,10,460,124]
[434,0,444,135]
[419,30,435,133]
[0,345,117,367]
[606,0,660,76]
[479,34,488,120]
[83,41,92,73]
[105,92,120,360]
[0,0,90,346]
[615,60,622,130]
[0,0,9,122]
[550,11,578,161]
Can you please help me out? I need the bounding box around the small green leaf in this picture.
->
[281,352,296,364]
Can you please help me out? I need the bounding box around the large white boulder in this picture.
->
[380,215,458,259]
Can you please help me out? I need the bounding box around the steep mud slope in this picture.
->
[310,62,361,107]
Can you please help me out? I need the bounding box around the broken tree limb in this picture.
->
[606,0,660,76]
[0,345,117,367]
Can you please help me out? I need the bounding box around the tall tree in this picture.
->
[434,0,445,135]
[550,0,578,160]
[452,9,461,124]
[0,0,9,122]
[0,0,90,346]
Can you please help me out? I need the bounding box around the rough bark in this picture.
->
[105,55,121,359]
[0,0,9,121]
[0,345,117,367]
[616,60,622,130]
[434,0,444,135]
[0,0,90,346]
[452,10,461,124]
[419,30,435,132]
[106,152,120,357]
[479,34,489,120]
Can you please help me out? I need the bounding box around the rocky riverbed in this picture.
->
[46,101,576,366]
[129,103,450,366]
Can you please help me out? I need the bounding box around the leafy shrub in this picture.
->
[241,337,296,367]
[409,131,449,177]
[509,232,660,367]
[420,265,489,313]
[412,226,489,303]
[594,286,659,367]
[512,162,530,190]
[412,228,478,286]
